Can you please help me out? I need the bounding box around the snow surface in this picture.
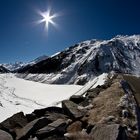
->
[0,73,107,122]
[0,74,82,122]
[74,73,108,96]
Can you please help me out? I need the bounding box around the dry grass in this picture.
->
[87,79,124,124]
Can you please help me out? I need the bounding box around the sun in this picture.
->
[37,9,58,32]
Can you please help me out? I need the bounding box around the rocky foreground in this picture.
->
[0,73,139,140]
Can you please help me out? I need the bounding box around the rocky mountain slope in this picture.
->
[1,62,26,71]
[16,35,140,85]
[0,66,9,73]
[1,55,48,72]
[0,73,139,140]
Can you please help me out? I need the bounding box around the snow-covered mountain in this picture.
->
[1,55,48,71]
[28,55,49,65]
[0,66,9,73]
[1,62,26,71]
[16,35,140,85]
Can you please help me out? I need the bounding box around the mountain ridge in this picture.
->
[16,35,140,85]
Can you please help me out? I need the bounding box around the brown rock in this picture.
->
[90,124,127,140]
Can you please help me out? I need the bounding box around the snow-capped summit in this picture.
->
[1,55,49,71]
[29,55,49,65]
[17,35,140,85]
[1,62,26,71]
[0,66,9,73]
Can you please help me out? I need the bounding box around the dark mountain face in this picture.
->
[16,35,140,85]
[0,66,9,73]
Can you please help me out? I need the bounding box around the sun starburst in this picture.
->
[37,8,58,32]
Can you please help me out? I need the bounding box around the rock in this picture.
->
[45,112,69,122]
[86,88,100,98]
[67,121,82,133]
[86,124,94,134]
[26,113,37,122]
[0,112,28,137]
[42,135,66,140]
[64,129,91,140]
[90,124,127,140]
[69,95,85,104]
[33,107,64,118]
[36,119,68,139]
[0,112,28,130]
[16,117,51,140]
[79,98,90,107]
[0,130,13,140]
[62,100,85,119]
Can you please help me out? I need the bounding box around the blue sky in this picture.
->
[0,0,140,63]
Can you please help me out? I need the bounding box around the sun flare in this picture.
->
[37,9,58,32]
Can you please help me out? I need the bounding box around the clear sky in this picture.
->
[0,0,140,63]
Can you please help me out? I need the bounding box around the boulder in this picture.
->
[16,117,51,140]
[62,100,85,119]
[45,112,69,122]
[69,95,85,104]
[86,88,100,98]
[33,107,64,118]
[90,124,127,140]
[0,130,13,140]
[0,112,28,138]
[36,119,68,139]
[0,112,28,130]
[26,113,37,122]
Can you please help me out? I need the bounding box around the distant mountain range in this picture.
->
[0,55,48,71]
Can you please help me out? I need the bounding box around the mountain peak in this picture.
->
[16,35,140,85]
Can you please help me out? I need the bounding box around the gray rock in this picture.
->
[86,88,100,98]
[36,119,68,139]
[0,130,13,140]
[26,113,37,122]
[45,112,69,122]
[33,107,64,118]
[62,100,85,119]
[69,95,85,104]
[16,117,51,140]
[0,112,28,131]
[90,124,127,140]
[0,112,28,138]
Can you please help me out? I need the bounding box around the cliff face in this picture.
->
[0,73,139,140]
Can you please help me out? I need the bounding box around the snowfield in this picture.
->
[0,73,107,122]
